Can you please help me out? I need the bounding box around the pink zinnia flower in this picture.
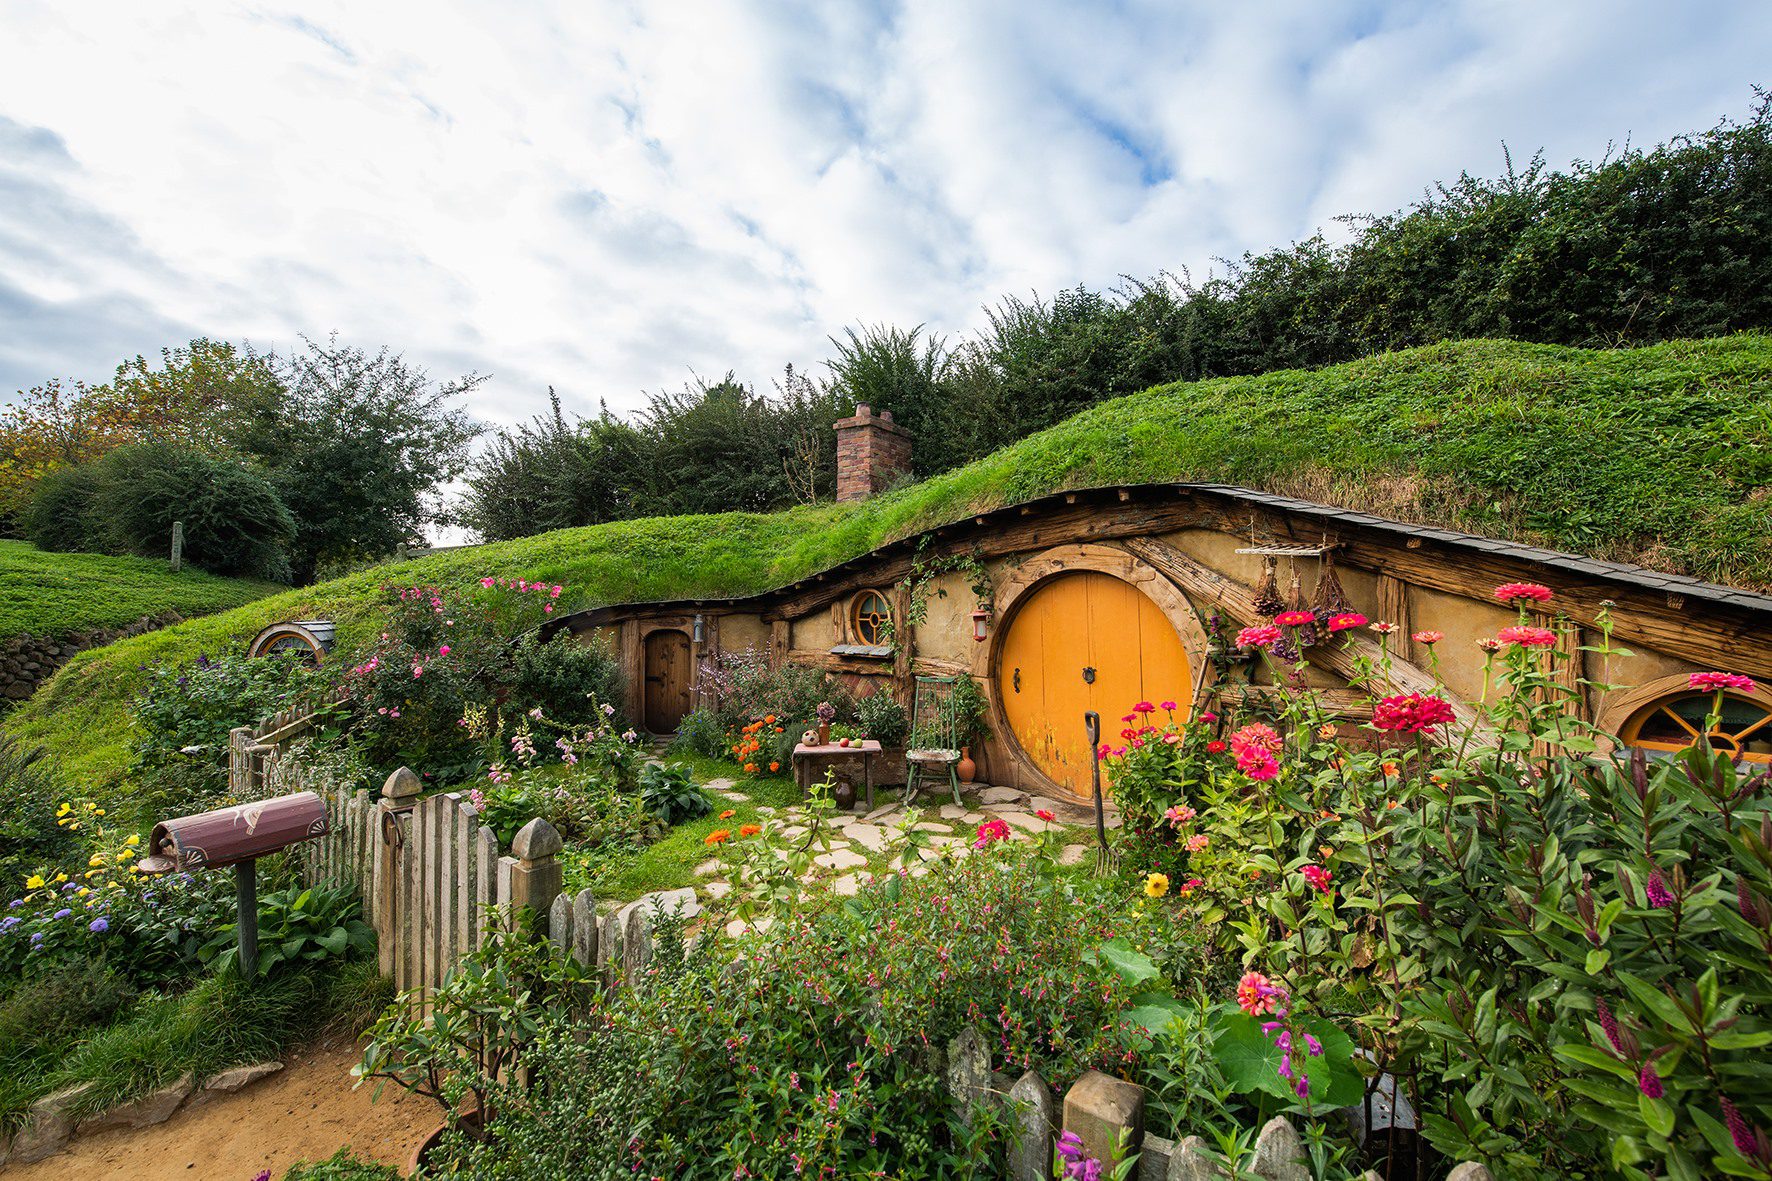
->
[1237,748,1279,781]
[438,644,451,656]
[1690,671,1758,694]
[1497,625,1557,648]
[1276,610,1315,627]
[1495,581,1553,604]
[1476,637,1503,653]
[1412,630,1443,645]
[1235,625,1283,650]
[1159,700,1178,711]
[973,818,1010,849]
[1367,620,1397,635]
[1133,701,1155,714]
[1371,692,1456,734]
[1205,739,1227,754]
[1230,722,1282,754]
[1328,613,1368,632]
[1185,833,1210,853]
[1164,804,1196,826]
[412,663,424,678]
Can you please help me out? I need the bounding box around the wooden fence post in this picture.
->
[507,818,564,924]
[375,767,422,978]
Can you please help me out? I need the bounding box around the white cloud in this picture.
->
[0,0,1766,434]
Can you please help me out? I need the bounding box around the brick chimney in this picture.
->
[834,404,911,502]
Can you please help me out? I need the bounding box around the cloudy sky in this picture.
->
[1,1,1767,428]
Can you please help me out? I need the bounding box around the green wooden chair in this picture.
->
[904,675,963,807]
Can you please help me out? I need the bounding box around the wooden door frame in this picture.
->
[973,542,1208,798]
[642,627,692,735]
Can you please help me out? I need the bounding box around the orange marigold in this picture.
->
[704,829,732,845]
[739,824,761,837]
[768,761,781,772]
[719,809,736,820]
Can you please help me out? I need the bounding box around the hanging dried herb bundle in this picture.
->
[1253,556,1284,617]
[1311,551,1351,624]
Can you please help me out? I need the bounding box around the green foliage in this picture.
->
[19,463,106,553]
[855,690,909,746]
[506,631,625,730]
[129,650,331,819]
[11,335,1772,795]
[243,335,484,582]
[671,706,729,759]
[200,883,375,979]
[0,539,280,643]
[638,761,711,826]
[282,1148,402,1181]
[0,734,73,886]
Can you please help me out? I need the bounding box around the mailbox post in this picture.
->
[136,792,331,981]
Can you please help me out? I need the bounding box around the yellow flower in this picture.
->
[85,869,103,879]
[116,851,133,863]
[1144,872,1171,898]
[56,803,70,816]
[52,873,66,884]
[88,854,107,868]
[77,887,89,896]
[125,834,140,847]
[25,874,44,889]
[93,809,105,817]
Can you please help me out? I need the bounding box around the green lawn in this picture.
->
[0,540,284,641]
[9,335,1772,792]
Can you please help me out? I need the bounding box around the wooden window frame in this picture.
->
[849,589,893,647]
[1618,690,1772,765]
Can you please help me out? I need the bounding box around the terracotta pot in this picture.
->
[832,778,857,810]
[409,1110,484,1174]
[817,722,831,745]
[956,746,977,783]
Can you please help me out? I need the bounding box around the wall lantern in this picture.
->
[693,614,705,643]
[970,607,992,643]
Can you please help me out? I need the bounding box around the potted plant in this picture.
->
[814,700,835,745]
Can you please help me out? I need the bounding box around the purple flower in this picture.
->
[0,916,19,932]
[88,918,109,934]
[1646,868,1675,909]
[1304,1034,1323,1057]
[1596,996,1626,1054]
[52,908,72,920]
[1638,1064,1663,1099]
[62,881,78,892]
[1294,1075,1311,1099]
[7,898,21,908]
[1723,1096,1756,1154]
[30,932,43,944]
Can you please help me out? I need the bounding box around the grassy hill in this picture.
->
[0,541,284,642]
[8,334,1770,789]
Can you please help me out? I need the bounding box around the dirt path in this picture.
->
[3,1039,433,1180]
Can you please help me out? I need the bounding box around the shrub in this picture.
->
[199,883,375,979]
[282,1148,402,1181]
[671,706,728,759]
[0,959,138,1071]
[129,650,331,818]
[855,690,909,746]
[0,735,73,887]
[506,631,625,730]
[425,841,1156,1179]
[694,647,855,733]
[637,762,711,826]
[19,463,105,553]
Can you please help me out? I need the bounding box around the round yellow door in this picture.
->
[996,571,1192,795]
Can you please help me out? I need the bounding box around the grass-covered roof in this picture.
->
[9,334,1770,787]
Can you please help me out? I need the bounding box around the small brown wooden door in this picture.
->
[643,630,692,733]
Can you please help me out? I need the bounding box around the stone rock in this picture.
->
[830,874,862,896]
[617,887,700,930]
[781,825,808,839]
[980,786,1025,805]
[718,790,749,802]
[756,805,777,815]
[703,777,737,791]
[203,1062,284,1093]
[1026,795,1068,816]
[77,1074,192,1134]
[1137,1133,1175,1180]
[693,858,722,877]
[863,804,901,823]
[1166,1135,1225,1180]
[1249,1116,1309,1181]
[1063,1070,1143,1169]
[939,804,970,820]
[10,1082,96,1164]
[703,881,732,898]
[913,821,952,833]
[946,1028,990,1130]
[993,810,1048,833]
[1008,1071,1058,1181]
[814,848,868,871]
[1058,844,1090,866]
[1445,1166,1496,1181]
[845,823,889,852]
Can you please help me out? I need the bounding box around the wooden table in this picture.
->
[791,740,883,810]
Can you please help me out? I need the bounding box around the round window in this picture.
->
[1621,691,1772,764]
[851,590,892,646]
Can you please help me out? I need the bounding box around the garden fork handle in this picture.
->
[1085,711,1108,855]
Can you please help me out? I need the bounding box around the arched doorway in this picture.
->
[995,570,1192,794]
[643,630,692,734]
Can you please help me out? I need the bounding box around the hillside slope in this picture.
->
[10,335,1770,787]
[0,541,284,641]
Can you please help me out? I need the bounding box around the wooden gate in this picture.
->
[995,571,1191,794]
[643,629,692,733]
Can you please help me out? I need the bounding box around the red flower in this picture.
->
[1690,671,1758,693]
[1301,864,1333,893]
[1494,581,1552,604]
[1327,613,1368,632]
[1229,722,1282,755]
[1035,809,1056,823]
[1497,625,1557,648]
[1235,625,1282,650]
[1275,610,1315,627]
[973,818,1011,848]
[1133,701,1155,713]
[1411,630,1443,645]
[1371,692,1456,733]
[1205,740,1228,754]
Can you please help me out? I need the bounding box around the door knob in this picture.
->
[1082,666,1096,684]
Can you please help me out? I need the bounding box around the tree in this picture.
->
[240,336,483,581]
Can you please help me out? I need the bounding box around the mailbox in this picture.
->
[138,792,330,874]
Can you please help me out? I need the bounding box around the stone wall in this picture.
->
[0,611,184,702]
